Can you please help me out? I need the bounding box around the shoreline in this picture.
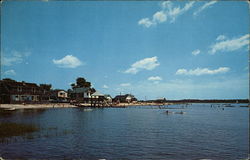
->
[0,102,172,110]
[0,103,77,109]
[0,102,249,110]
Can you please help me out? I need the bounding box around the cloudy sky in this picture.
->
[1,1,249,100]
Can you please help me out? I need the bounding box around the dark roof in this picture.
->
[113,94,135,99]
[0,80,39,88]
[71,87,90,93]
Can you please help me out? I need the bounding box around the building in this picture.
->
[50,89,69,102]
[0,79,50,104]
[104,94,112,103]
[69,87,91,103]
[90,91,106,106]
[113,94,137,103]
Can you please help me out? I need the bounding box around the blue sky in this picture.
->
[1,1,249,100]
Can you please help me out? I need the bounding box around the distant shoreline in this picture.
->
[0,100,249,110]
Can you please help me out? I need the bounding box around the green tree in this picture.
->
[76,77,86,87]
[71,77,92,89]
[40,84,52,91]
[2,78,16,82]
[90,88,96,94]
[84,82,91,88]
[71,83,76,88]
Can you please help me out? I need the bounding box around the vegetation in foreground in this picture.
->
[0,122,39,139]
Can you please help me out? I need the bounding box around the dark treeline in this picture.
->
[145,99,249,104]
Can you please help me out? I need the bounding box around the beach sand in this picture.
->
[0,102,172,110]
[0,103,77,109]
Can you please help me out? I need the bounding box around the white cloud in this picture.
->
[153,11,167,23]
[138,18,155,28]
[209,34,249,54]
[2,50,31,66]
[53,55,82,68]
[4,69,16,76]
[216,35,227,41]
[192,49,201,56]
[124,56,160,74]
[176,67,230,76]
[193,1,217,16]
[103,85,109,89]
[148,76,162,81]
[169,1,195,22]
[120,83,131,87]
[138,1,195,27]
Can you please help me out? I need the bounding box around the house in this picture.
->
[91,91,105,100]
[155,98,166,103]
[104,94,112,103]
[0,79,49,104]
[90,91,106,106]
[113,94,137,103]
[69,87,91,103]
[50,89,68,102]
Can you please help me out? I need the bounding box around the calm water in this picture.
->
[0,104,249,160]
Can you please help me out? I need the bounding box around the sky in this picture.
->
[1,1,249,100]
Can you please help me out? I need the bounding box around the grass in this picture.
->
[0,122,39,139]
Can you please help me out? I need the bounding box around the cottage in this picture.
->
[69,87,91,103]
[50,90,68,102]
[90,91,105,106]
[113,94,137,103]
[104,94,112,103]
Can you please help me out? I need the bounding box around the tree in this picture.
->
[89,88,96,94]
[71,83,76,88]
[71,77,92,89]
[84,82,91,88]
[76,77,86,87]
[40,84,52,91]
[2,78,16,82]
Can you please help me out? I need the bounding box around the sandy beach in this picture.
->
[0,103,77,109]
[0,102,172,110]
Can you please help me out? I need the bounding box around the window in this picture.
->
[18,87,22,92]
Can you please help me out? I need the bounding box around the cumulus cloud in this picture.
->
[153,11,167,23]
[176,67,230,76]
[192,49,201,56]
[120,83,131,87]
[103,85,109,89]
[148,76,162,81]
[193,1,217,16]
[4,69,16,76]
[124,56,160,74]
[138,1,195,28]
[53,55,82,68]
[209,34,249,54]
[2,50,31,66]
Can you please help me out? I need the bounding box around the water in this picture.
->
[0,104,249,160]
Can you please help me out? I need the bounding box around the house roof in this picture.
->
[104,94,112,98]
[91,91,104,96]
[0,80,39,88]
[114,94,135,99]
[72,87,90,93]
